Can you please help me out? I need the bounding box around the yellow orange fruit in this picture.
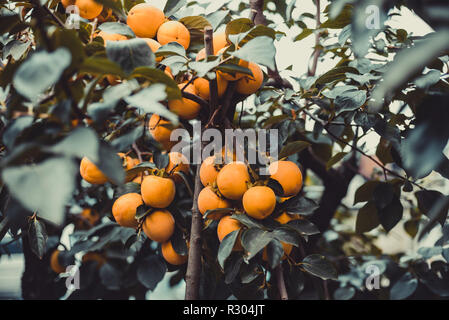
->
[194,73,228,100]
[157,21,191,50]
[141,175,176,208]
[217,215,242,242]
[142,209,175,242]
[61,0,75,8]
[143,38,163,62]
[198,186,231,219]
[242,186,276,220]
[80,157,108,184]
[216,162,250,200]
[148,114,175,147]
[50,250,66,274]
[111,192,142,228]
[98,30,127,44]
[235,62,264,95]
[168,83,200,120]
[161,241,187,265]
[199,156,219,186]
[75,0,103,19]
[126,3,165,38]
[268,160,303,197]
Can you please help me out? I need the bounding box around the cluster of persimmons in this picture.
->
[50,1,301,273]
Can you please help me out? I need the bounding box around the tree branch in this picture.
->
[185,160,204,300]
[275,264,288,300]
[204,26,219,121]
[308,0,321,76]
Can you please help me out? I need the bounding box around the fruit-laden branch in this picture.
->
[185,27,220,300]
[248,0,292,89]
[182,91,209,111]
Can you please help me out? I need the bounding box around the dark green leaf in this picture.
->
[106,38,155,74]
[279,141,310,159]
[390,273,418,300]
[355,201,380,234]
[137,255,166,290]
[218,230,240,268]
[28,218,47,259]
[241,228,273,260]
[301,254,338,280]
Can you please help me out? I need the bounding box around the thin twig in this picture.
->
[308,0,321,77]
[274,264,288,300]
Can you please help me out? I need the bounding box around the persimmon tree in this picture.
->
[0,0,449,300]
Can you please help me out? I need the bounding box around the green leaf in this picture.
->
[282,195,319,216]
[390,273,418,300]
[206,10,230,31]
[124,84,179,125]
[334,89,366,113]
[326,152,348,170]
[272,226,301,247]
[287,219,320,236]
[48,127,99,162]
[414,69,441,89]
[233,36,276,70]
[164,0,187,17]
[416,190,449,227]
[355,201,380,234]
[80,56,124,76]
[156,42,187,58]
[13,48,71,101]
[377,196,403,232]
[204,208,234,220]
[241,228,273,260]
[279,141,310,159]
[371,30,449,109]
[106,38,156,74]
[301,254,338,280]
[130,67,181,99]
[98,22,135,37]
[114,182,141,200]
[226,18,253,38]
[125,162,156,181]
[354,180,380,204]
[294,28,314,41]
[179,15,211,30]
[97,143,126,185]
[189,60,221,78]
[231,213,265,229]
[137,255,166,289]
[333,286,356,300]
[28,218,48,259]
[218,229,239,268]
[2,157,77,226]
[264,239,284,269]
[314,66,358,86]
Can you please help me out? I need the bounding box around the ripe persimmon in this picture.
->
[217,215,242,242]
[165,152,189,182]
[235,62,264,95]
[268,160,303,197]
[143,38,162,62]
[157,21,190,50]
[75,0,103,19]
[242,186,276,220]
[126,3,165,38]
[161,241,187,265]
[61,0,75,8]
[148,114,175,148]
[216,162,250,200]
[111,192,142,228]
[198,186,231,219]
[168,83,200,120]
[141,175,176,208]
[199,156,219,186]
[76,208,100,229]
[98,30,127,44]
[50,250,66,274]
[80,157,108,184]
[142,209,175,242]
[193,73,228,100]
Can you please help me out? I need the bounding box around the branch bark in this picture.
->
[185,161,204,300]
[308,0,321,76]
[274,264,288,300]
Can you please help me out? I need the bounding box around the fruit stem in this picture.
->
[274,264,289,300]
